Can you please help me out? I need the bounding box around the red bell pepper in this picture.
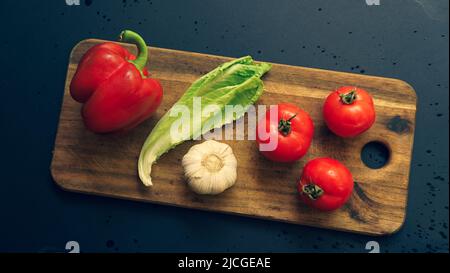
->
[70,30,163,133]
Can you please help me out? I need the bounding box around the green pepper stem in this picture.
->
[119,30,148,72]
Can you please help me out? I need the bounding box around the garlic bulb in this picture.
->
[182,140,237,195]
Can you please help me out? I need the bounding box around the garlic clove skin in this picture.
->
[182,140,237,195]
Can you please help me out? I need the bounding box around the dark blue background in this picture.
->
[0,0,448,253]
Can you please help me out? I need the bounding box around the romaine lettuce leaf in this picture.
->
[138,56,271,186]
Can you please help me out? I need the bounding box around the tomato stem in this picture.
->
[278,113,297,136]
[339,90,357,105]
[302,184,324,200]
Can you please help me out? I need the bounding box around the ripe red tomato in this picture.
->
[323,86,376,138]
[256,103,314,162]
[297,157,354,211]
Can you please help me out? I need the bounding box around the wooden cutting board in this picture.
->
[51,39,417,235]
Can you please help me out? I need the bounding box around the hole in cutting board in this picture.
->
[361,141,390,169]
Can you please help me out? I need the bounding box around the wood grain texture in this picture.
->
[51,39,417,235]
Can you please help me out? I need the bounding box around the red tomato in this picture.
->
[298,157,354,211]
[323,86,376,138]
[256,103,314,162]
